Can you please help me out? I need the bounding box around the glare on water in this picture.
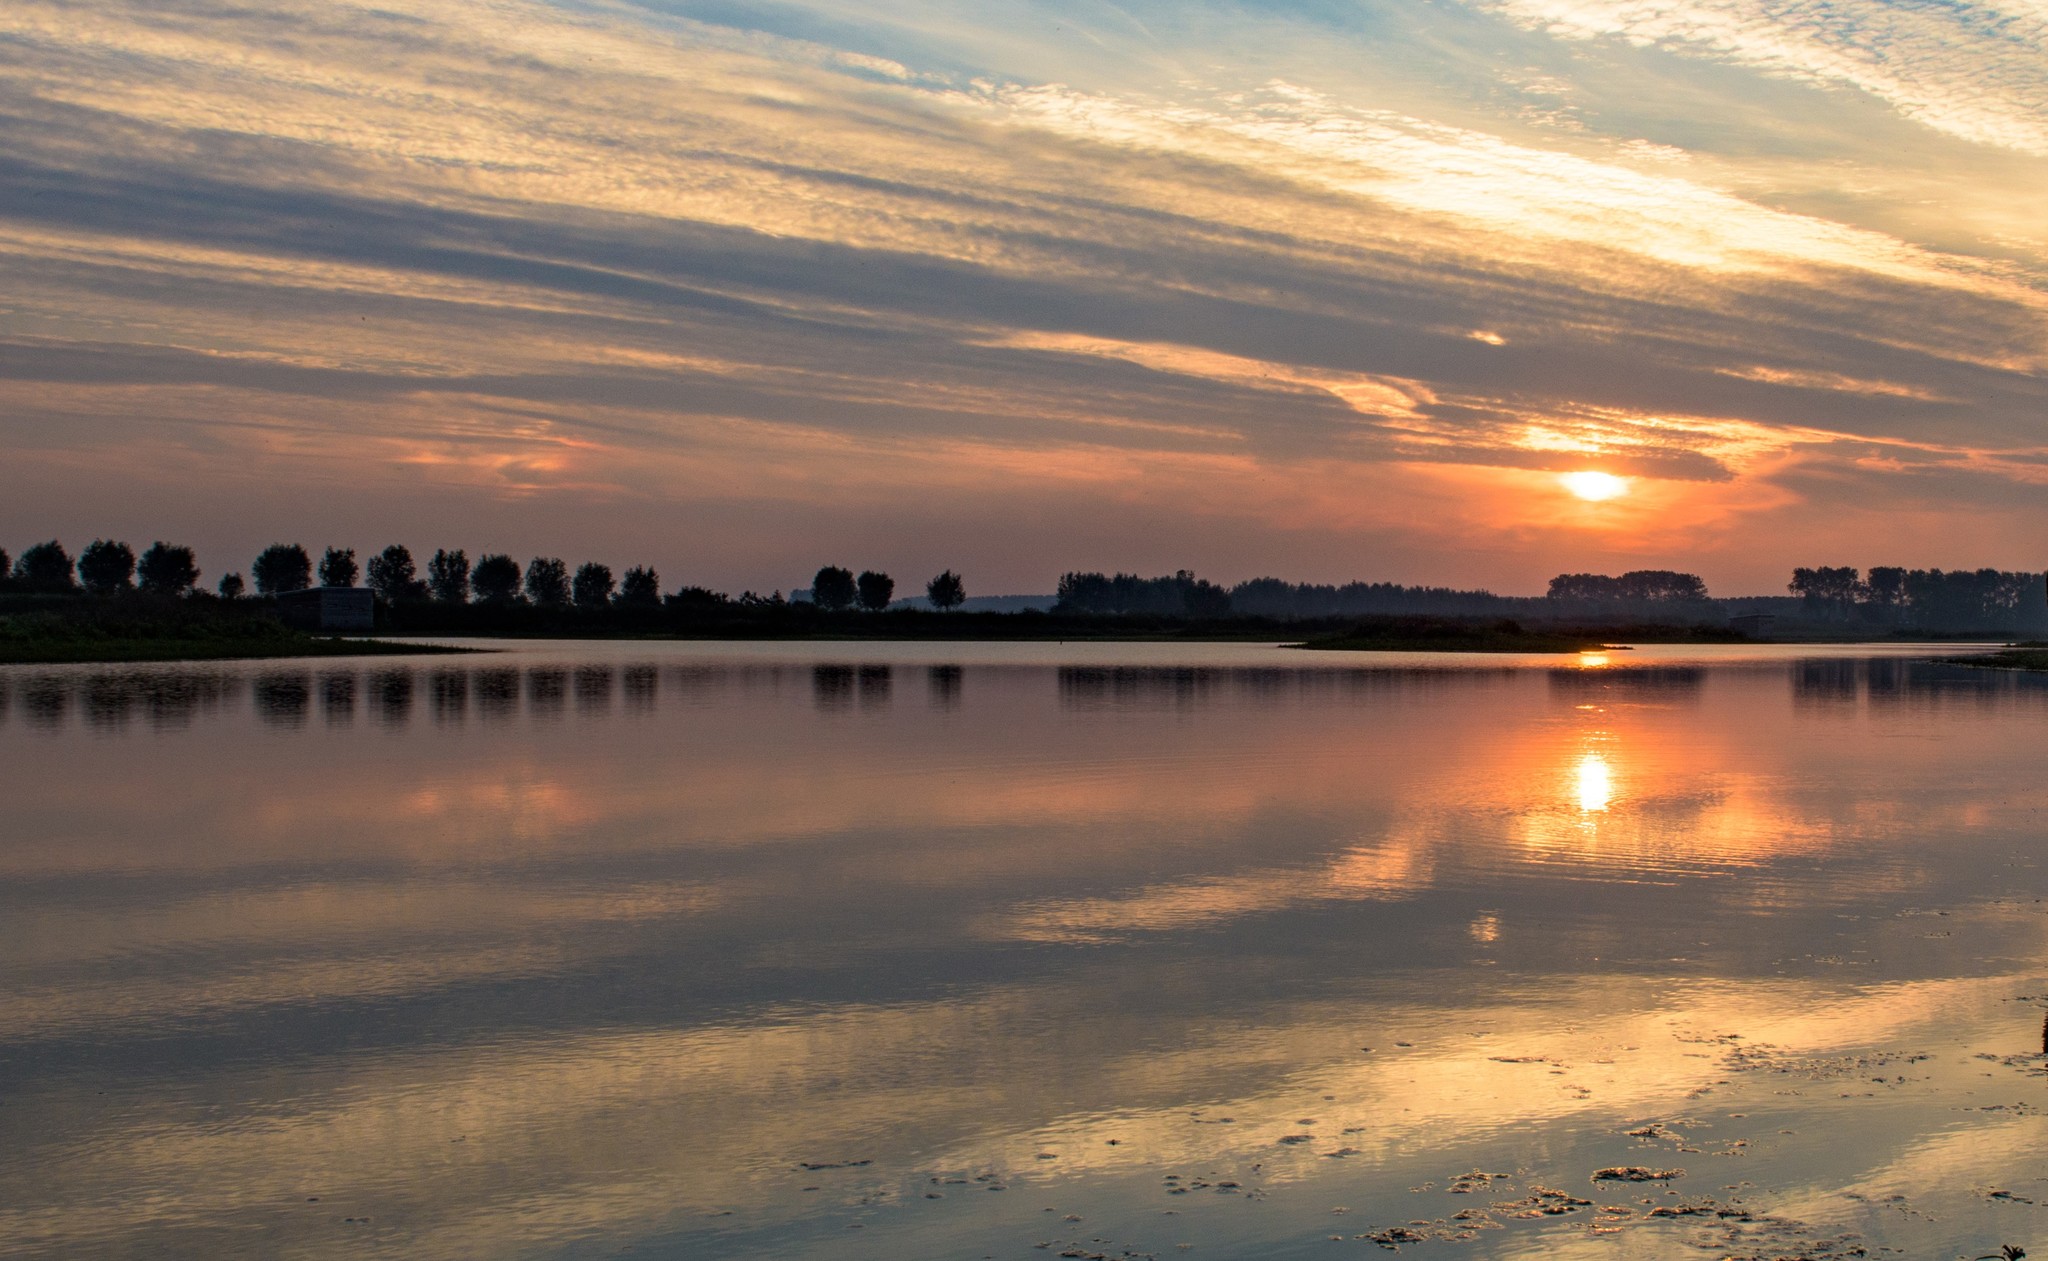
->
[1,641,2044,1261]
[1574,753,1613,813]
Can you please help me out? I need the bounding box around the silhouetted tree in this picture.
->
[428,548,472,603]
[471,553,521,602]
[252,544,312,594]
[1623,571,1706,602]
[137,542,200,596]
[1865,566,1907,610]
[856,569,895,611]
[366,544,421,601]
[618,566,660,606]
[0,548,9,586]
[1899,567,2039,628]
[319,546,358,588]
[812,565,856,610]
[77,539,137,594]
[1055,570,1232,617]
[13,540,76,592]
[218,572,246,599]
[1230,576,1515,619]
[1182,573,1233,618]
[926,569,966,610]
[1548,573,1610,600]
[525,556,570,605]
[573,562,615,607]
[1788,566,1862,618]
[1549,571,1709,603]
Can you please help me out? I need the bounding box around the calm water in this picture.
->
[4,641,2047,1260]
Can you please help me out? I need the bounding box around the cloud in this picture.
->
[1470,0,2048,154]
[0,0,2045,590]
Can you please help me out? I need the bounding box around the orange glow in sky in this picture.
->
[4,0,2047,594]
[1559,471,1630,502]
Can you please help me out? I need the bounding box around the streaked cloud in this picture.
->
[1475,0,2048,154]
[0,0,2044,588]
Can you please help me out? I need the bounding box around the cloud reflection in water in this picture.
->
[4,646,2048,1258]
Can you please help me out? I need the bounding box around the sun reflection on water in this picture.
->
[1575,753,1613,812]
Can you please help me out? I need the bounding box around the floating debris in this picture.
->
[1593,1166,1684,1182]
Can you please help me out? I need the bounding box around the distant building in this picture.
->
[276,586,375,632]
[1728,612,1776,639]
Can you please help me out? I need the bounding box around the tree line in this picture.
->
[1,539,970,614]
[1545,570,1710,603]
[1055,568,1716,619]
[0,538,664,607]
[9,538,2040,631]
[1786,566,2042,626]
[807,566,966,612]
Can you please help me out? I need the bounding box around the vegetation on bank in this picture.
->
[3,536,2040,658]
[0,597,471,665]
[1299,619,1604,653]
[1295,617,1754,653]
[1941,645,2048,672]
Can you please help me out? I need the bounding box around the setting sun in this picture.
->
[1560,471,1630,501]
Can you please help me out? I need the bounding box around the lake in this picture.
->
[3,641,2046,1260]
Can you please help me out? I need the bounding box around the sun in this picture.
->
[1560,470,1629,501]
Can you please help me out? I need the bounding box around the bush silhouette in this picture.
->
[926,569,965,610]
[472,554,521,602]
[857,570,895,611]
[78,539,137,594]
[525,557,571,606]
[573,562,615,607]
[138,542,200,596]
[218,572,246,599]
[13,540,76,592]
[252,544,312,594]
[428,549,471,603]
[812,565,856,610]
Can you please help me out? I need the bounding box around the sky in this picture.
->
[2,0,2045,596]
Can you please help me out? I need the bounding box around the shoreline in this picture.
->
[0,637,480,666]
[1941,647,2048,671]
[4,634,2026,667]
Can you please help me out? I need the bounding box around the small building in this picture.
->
[1728,613,1776,639]
[276,586,376,632]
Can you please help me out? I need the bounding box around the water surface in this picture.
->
[4,642,2046,1259]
